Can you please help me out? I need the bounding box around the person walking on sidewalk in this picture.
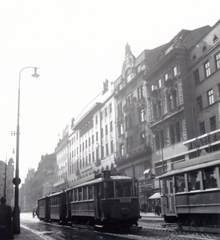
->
[0,197,14,239]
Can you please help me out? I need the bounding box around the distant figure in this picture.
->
[0,197,13,239]
[155,201,161,216]
[32,208,36,218]
[140,202,147,213]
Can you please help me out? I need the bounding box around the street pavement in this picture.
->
[11,212,163,240]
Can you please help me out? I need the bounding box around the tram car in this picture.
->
[37,195,49,221]
[37,170,141,231]
[37,191,66,223]
[158,152,220,233]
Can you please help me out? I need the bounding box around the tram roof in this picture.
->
[157,158,220,179]
[67,175,133,190]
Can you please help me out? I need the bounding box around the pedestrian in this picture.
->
[0,197,14,239]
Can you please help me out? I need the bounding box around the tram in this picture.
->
[37,170,141,231]
[158,152,220,233]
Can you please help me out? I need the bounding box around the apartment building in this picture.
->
[114,44,163,203]
[183,20,220,159]
[143,26,212,192]
[68,80,117,186]
[54,126,69,191]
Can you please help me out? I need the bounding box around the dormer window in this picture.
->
[202,46,207,53]
[193,55,197,61]
[213,35,218,43]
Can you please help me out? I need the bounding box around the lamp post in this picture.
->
[13,67,39,234]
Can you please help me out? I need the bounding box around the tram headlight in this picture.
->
[121,207,129,216]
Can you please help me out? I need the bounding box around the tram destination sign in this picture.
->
[185,130,220,151]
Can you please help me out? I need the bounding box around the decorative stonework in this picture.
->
[121,43,136,82]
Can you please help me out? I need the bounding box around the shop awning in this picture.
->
[148,192,161,199]
[143,169,150,174]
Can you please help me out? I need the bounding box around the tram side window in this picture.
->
[105,181,114,198]
[203,166,217,189]
[175,174,185,193]
[74,189,78,201]
[188,170,200,191]
[88,185,93,199]
[79,188,82,201]
[83,187,88,200]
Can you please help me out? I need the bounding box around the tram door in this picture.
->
[94,183,102,219]
[161,177,176,219]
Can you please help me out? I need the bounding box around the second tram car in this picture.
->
[37,171,141,231]
[158,153,220,233]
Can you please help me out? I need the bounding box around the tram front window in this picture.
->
[105,181,114,198]
[175,174,185,193]
[203,166,217,189]
[115,181,132,197]
[188,170,200,191]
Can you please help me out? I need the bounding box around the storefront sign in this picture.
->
[185,130,220,150]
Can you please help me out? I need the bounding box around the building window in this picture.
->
[105,125,108,135]
[137,85,143,100]
[204,61,211,77]
[199,121,206,135]
[207,89,214,105]
[118,102,122,115]
[126,114,132,129]
[101,128,104,138]
[139,109,145,123]
[127,137,133,152]
[110,121,113,132]
[95,116,98,124]
[106,143,109,156]
[105,108,107,117]
[140,132,146,145]
[101,145,104,158]
[215,52,220,70]
[111,140,114,153]
[176,122,181,142]
[100,112,103,121]
[213,35,218,43]
[218,84,220,100]
[168,94,174,111]
[109,103,112,113]
[193,55,197,61]
[92,135,94,144]
[194,69,200,86]
[173,66,178,76]
[118,83,122,91]
[127,94,132,105]
[158,79,162,88]
[120,144,125,156]
[210,116,217,131]
[170,125,175,145]
[96,148,99,160]
[202,46,207,53]
[119,123,124,136]
[96,132,98,141]
[165,73,168,81]
[196,96,203,112]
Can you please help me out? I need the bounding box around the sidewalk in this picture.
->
[140,212,163,219]
[13,227,43,240]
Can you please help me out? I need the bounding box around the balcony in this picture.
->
[115,144,152,167]
[123,103,135,113]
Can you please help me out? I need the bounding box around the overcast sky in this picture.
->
[0,0,219,183]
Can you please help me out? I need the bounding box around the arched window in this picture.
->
[213,35,218,43]
[202,46,207,53]
[192,55,197,61]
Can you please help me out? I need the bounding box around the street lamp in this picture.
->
[13,67,39,234]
